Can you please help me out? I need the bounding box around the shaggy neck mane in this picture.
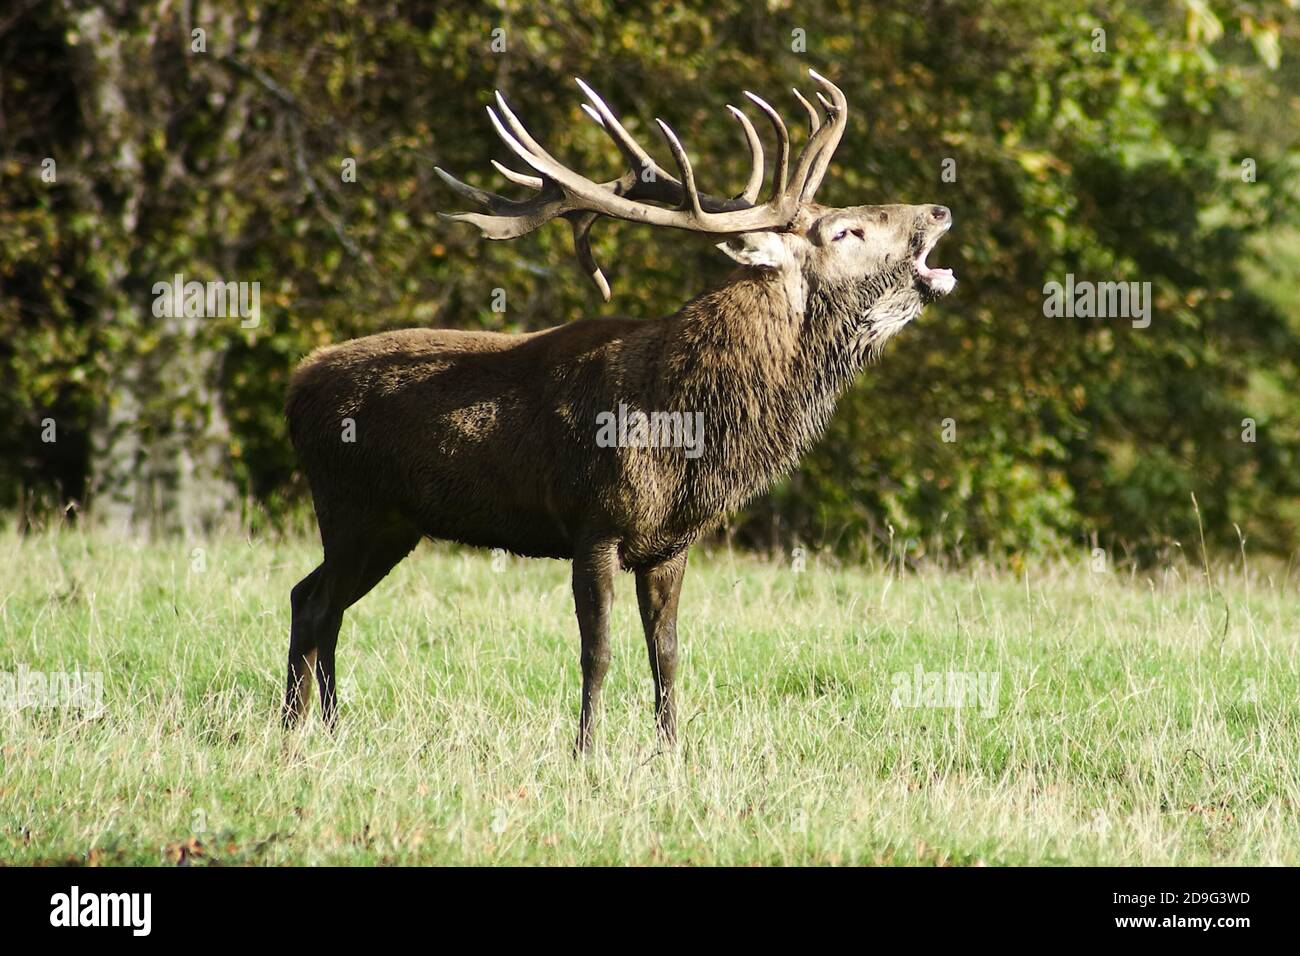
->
[648,263,915,521]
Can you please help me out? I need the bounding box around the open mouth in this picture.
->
[914,227,956,296]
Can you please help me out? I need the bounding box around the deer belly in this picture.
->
[407,470,577,560]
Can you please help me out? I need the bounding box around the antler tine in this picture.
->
[655,119,705,218]
[742,90,789,200]
[490,159,543,190]
[484,104,548,175]
[434,165,512,209]
[574,77,678,189]
[792,87,821,139]
[799,69,849,201]
[493,91,563,165]
[435,206,551,241]
[785,118,838,205]
[725,105,765,203]
[570,212,611,302]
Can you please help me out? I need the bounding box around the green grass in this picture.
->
[1,529,1298,865]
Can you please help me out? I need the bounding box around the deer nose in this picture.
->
[930,205,950,223]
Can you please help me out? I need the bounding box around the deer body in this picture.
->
[283,73,955,749]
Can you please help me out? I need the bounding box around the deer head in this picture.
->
[435,70,955,322]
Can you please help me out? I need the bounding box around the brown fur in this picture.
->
[282,202,954,748]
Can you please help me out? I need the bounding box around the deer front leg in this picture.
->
[572,538,618,754]
[635,550,687,744]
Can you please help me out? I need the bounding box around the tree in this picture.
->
[2,0,1297,561]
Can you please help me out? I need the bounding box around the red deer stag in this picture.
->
[284,71,955,750]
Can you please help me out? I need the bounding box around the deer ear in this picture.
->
[715,232,788,269]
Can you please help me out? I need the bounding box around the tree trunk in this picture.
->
[65,0,252,535]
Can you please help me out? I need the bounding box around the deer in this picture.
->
[283,70,955,751]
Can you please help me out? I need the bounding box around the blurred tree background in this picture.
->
[1,0,1297,562]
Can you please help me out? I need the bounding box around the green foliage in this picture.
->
[1,0,1298,559]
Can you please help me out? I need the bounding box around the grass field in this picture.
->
[1,529,1298,866]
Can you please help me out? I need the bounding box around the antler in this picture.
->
[435,69,848,300]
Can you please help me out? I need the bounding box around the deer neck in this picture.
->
[649,268,879,514]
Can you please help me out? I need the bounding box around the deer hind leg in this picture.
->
[286,510,420,730]
[572,538,619,754]
[635,550,687,744]
[283,565,324,727]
